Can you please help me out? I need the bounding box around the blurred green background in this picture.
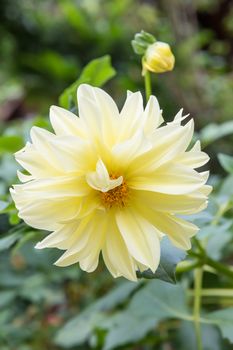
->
[0,0,233,349]
[1,0,233,123]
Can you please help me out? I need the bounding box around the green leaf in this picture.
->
[199,121,233,148]
[131,30,156,56]
[13,230,40,251]
[218,153,233,174]
[22,51,78,80]
[0,291,16,308]
[19,274,63,303]
[0,136,24,153]
[57,312,106,348]
[104,314,156,350]
[60,1,91,35]
[0,232,21,252]
[197,221,232,260]
[55,281,139,348]
[9,211,21,225]
[59,55,116,109]
[177,321,224,350]
[56,280,190,349]
[206,308,233,343]
[103,280,190,350]
[136,237,186,283]
[219,174,233,197]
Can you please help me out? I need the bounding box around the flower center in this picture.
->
[100,175,129,208]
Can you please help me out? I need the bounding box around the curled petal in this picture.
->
[86,159,123,192]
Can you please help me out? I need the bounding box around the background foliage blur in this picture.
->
[0,0,233,349]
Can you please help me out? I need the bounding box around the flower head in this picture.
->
[11,84,211,281]
[143,41,175,73]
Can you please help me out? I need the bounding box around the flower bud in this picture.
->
[143,41,175,73]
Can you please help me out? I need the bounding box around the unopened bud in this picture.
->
[143,41,175,73]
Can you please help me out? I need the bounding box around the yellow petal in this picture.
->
[102,218,137,281]
[35,222,79,249]
[55,211,107,272]
[77,84,119,146]
[101,252,121,278]
[143,95,164,135]
[168,109,189,126]
[30,127,95,174]
[60,193,101,223]
[30,127,62,171]
[154,213,198,250]
[50,105,85,138]
[16,198,81,231]
[134,190,208,214]
[137,206,198,250]
[17,170,33,183]
[118,91,144,142]
[129,163,206,195]
[116,208,161,272]
[112,130,151,169]
[200,185,212,196]
[13,175,90,198]
[175,141,209,169]
[128,120,194,176]
[15,142,61,178]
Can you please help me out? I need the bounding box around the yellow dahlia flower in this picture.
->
[11,84,211,281]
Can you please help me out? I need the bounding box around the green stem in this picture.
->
[188,251,203,259]
[189,288,233,297]
[211,200,232,226]
[203,265,218,275]
[205,256,233,280]
[144,70,152,101]
[193,267,203,350]
[176,260,201,274]
[188,251,233,280]
[193,237,206,255]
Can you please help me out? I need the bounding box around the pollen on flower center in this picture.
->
[100,176,129,208]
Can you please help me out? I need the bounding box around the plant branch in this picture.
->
[188,250,233,280]
[176,260,201,274]
[189,288,233,297]
[205,256,233,280]
[193,267,203,350]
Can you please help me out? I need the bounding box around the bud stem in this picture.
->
[144,70,152,101]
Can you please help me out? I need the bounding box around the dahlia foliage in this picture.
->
[11,84,211,281]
